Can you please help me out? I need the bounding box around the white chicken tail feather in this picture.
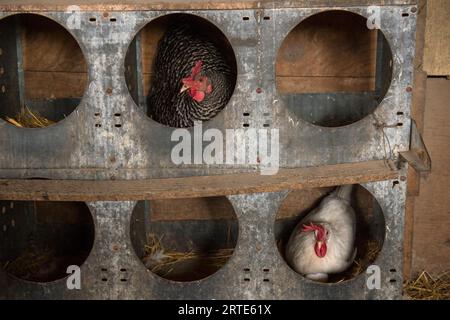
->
[332,185,353,202]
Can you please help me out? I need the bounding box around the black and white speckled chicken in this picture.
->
[147,20,236,128]
[285,185,357,283]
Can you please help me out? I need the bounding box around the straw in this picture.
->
[5,106,54,128]
[142,234,233,278]
[404,270,450,300]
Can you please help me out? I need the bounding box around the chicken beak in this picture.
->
[180,84,190,93]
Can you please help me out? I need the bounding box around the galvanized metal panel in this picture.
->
[0,177,407,299]
[0,6,417,179]
[0,4,414,300]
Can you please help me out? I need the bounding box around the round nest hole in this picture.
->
[125,13,237,128]
[0,14,88,128]
[0,201,95,283]
[275,10,393,127]
[275,185,385,283]
[130,197,238,282]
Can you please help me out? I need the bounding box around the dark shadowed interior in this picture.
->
[0,201,94,282]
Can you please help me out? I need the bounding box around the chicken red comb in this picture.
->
[301,223,326,240]
[301,223,319,232]
[191,60,203,78]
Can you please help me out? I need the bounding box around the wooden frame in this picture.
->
[0,160,399,201]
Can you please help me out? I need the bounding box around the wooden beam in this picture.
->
[0,160,399,201]
[404,0,427,280]
[276,76,375,94]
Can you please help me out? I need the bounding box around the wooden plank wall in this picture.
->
[410,78,450,275]
[18,11,377,100]
[139,11,377,95]
[406,0,450,277]
[20,15,87,100]
[150,197,236,221]
[275,11,377,93]
[140,22,166,95]
[423,0,450,77]
[12,12,378,100]
[149,185,374,222]
[149,189,334,222]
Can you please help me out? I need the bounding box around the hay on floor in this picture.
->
[142,234,233,278]
[5,106,54,128]
[404,270,450,300]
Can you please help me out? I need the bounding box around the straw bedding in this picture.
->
[5,106,54,128]
[142,234,233,280]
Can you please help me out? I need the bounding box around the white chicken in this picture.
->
[285,185,357,283]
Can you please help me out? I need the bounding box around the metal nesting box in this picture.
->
[0,0,420,300]
[0,3,417,178]
[0,181,406,299]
